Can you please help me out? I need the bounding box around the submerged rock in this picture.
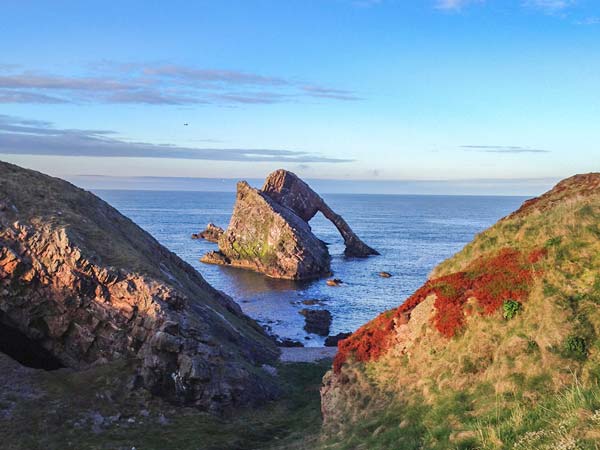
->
[201,169,377,280]
[379,271,392,278]
[0,161,279,413]
[326,278,343,287]
[191,223,224,243]
[299,309,332,336]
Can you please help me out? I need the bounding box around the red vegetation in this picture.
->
[333,248,544,373]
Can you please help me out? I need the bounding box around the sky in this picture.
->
[1,0,599,194]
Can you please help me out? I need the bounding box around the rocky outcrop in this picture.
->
[262,170,378,257]
[201,170,377,280]
[192,223,223,243]
[299,309,332,336]
[201,180,332,280]
[0,161,279,413]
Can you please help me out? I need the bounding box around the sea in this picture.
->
[95,191,526,346]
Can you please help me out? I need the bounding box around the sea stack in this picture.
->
[201,169,378,280]
[0,161,279,413]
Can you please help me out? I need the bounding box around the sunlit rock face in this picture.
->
[0,161,279,413]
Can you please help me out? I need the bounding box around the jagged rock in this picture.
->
[192,223,224,243]
[276,338,304,348]
[200,170,377,280]
[201,180,331,280]
[0,161,279,413]
[262,170,379,257]
[324,332,352,347]
[299,309,332,336]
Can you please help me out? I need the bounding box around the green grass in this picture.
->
[322,377,600,450]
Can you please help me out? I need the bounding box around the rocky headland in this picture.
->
[0,161,279,414]
[201,169,378,280]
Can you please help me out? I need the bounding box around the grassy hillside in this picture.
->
[321,174,600,449]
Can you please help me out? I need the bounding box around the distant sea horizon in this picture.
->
[69,174,560,196]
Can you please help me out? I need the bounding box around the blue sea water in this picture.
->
[95,191,526,346]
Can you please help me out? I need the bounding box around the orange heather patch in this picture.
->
[333,248,544,373]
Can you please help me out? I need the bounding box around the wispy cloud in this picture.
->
[461,145,550,153]
[574,16,600,25]
[0,63,360,106]
[301,85,361,101]
[522,0,576,13]
[435,0,483,11]
[0,115,352,163]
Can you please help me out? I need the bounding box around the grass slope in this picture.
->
[323,174,600,449]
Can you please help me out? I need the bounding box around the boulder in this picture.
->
[192,223,224,243]
[326,278,343,287]
[0,161,279,414]
[299,309,332,336]
[201,170,377,280]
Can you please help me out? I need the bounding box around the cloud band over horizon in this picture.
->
[0,115,352,163]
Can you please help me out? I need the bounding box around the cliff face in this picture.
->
[321,174,600,448]
[0,161,279,413]
[202,180,331,280]
[201,170,377,280]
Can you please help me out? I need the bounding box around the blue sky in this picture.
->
[1,0,599,194]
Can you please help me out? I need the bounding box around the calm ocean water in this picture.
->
[95,191,526,346]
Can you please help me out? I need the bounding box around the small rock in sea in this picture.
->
[324,332,352,347]
[277,338,304,347]
[299,309,332,336]
[301,299,323,306]
[192,223,224,243]
[379,271,392,278]
[326,278,343,286]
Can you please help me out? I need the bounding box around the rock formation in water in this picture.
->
[299,309,332,336]
[0,161,279,413]
[191,223,224,243]
[201,170,377,280]
[262,170,379,257]
[320,173,600,447]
